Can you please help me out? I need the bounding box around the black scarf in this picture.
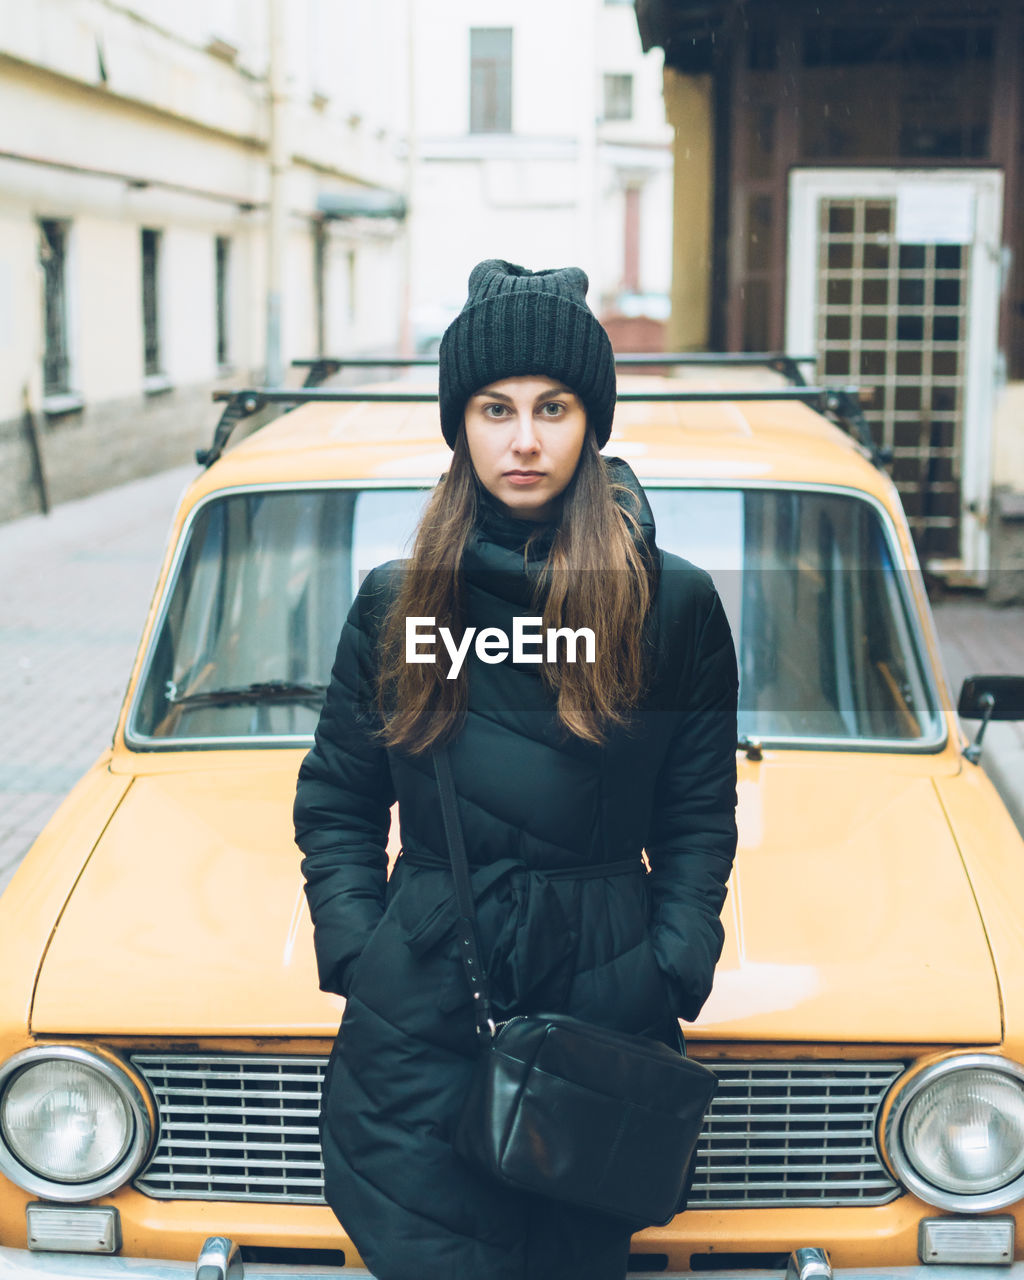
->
[461,456,659,606]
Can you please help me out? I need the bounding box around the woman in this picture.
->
[294,260,738,1280]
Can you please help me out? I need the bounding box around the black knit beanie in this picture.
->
[438,259,616,450]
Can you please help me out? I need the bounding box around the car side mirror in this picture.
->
[957,674,1024,764]
[958,675,1024,721]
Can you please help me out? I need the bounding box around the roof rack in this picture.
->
[200,381,885,470]
[293,352,816,388]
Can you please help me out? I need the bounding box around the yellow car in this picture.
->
[2,361,1024,1280]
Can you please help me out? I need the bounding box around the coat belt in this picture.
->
[398,852,644,982]
[399,850,642,880]
[397,851,647,1013]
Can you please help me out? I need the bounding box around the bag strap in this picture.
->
[433,746,496,1043]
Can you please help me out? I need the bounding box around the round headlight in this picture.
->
[0,1047,153,1201]
[887,1055,1024,1211]
[2,1059,132,1181]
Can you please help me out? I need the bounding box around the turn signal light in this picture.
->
[918,1216,1013,1266]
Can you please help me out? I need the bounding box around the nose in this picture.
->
[510,407,540,454]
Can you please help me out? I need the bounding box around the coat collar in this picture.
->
[464,456,656,583]
[603,455,656,553]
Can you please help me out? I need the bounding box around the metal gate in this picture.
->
[787,169,1003,578]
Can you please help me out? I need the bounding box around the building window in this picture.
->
[470,28,513,133]
[39,219,71,396]
[141,228,162,377]
[603,73,634,121]
[215,235,231,367]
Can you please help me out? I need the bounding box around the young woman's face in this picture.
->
[463,376,588,522]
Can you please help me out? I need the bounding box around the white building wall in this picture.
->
[75,218,145,400]
[1,0,674,518]
[407,0,673,347]
[0,0,408,519]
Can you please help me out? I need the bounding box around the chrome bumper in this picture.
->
[1,1240,1022,1280]
[0,1239,366,1280]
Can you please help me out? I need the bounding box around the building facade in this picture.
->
[0,0,407,521]
[637,0,1024,597]
[405,0,674,353]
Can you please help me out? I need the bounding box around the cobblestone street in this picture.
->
[1,467,1023,895]
[0,467,193,892]
[929,593,1024,833]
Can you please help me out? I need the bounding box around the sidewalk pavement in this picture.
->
[927,596,1024,833]
[1,466,1023,897]
[0,466,195,893]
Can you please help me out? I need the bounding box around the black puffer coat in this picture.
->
[294,458,738,1280]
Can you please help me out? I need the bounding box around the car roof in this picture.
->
[185,374,896,508]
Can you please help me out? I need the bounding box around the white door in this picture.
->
[786,168,1003,580]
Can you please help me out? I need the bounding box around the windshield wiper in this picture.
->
[166,680,328,709]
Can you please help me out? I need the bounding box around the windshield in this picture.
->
[127,484,942,747]
[647,487,941,744]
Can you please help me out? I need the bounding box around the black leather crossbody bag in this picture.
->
[433,747,718,1226]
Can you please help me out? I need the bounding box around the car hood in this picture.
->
[31,759,1001,1042]
[32,765,348,1036]
[695,760,1000,1042]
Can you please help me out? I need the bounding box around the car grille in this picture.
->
[690,1061,902,1207]
[131,1054,903,1208]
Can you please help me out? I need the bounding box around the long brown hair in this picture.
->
[376,427,655,753]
